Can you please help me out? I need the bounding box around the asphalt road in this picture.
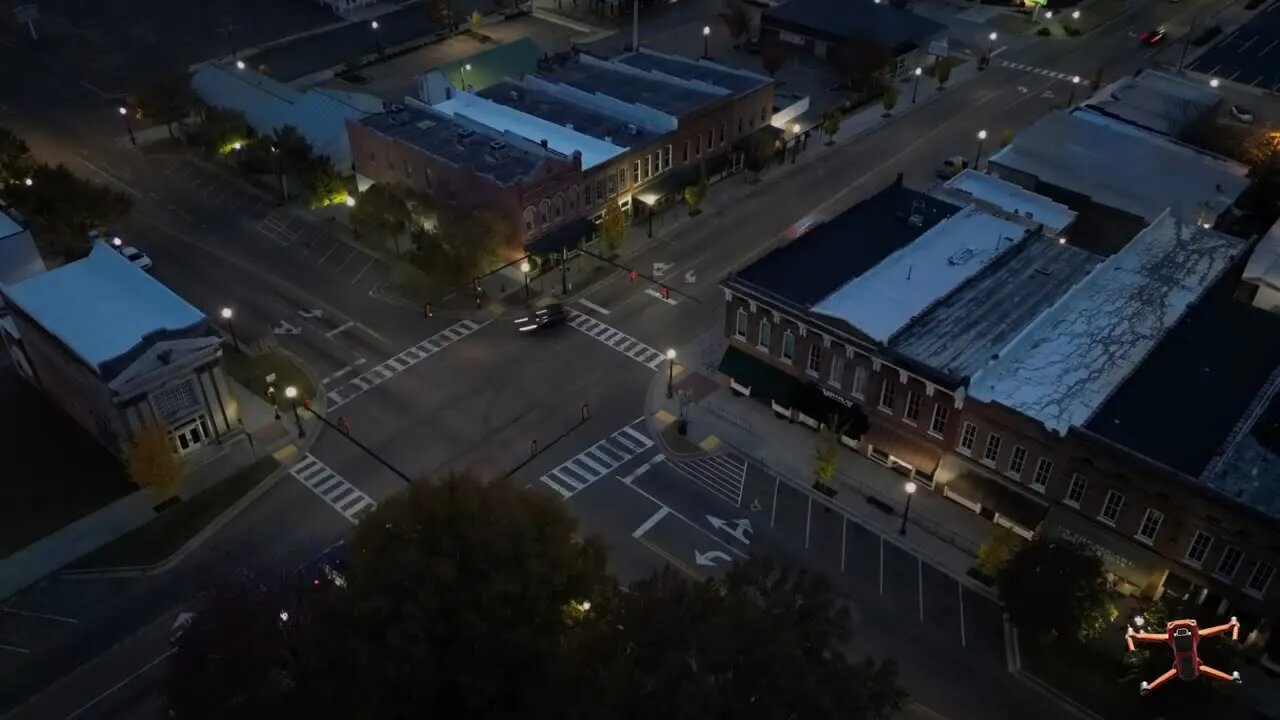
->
[0,0,1239,717]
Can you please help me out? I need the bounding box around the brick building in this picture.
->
[718,176,1280,631]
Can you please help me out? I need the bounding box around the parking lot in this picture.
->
[1188,3,1280,93]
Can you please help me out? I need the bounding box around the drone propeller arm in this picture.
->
[1142,668,1177,694]
[1125,627,1166,651]
[1199,665,1239,684]
[1201,617,1240,640]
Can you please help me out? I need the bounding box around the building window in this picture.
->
[1099,490,1124,525]
[1031,458,1053,490]
[1184,531,1213,567]
[806,344,821,375]
[735,309,748,339]
[758,320,771,351]
[851,366,867,398]
[829,353,844,386]
[1065,473,1087,507]
[645,155,654,180]
[904,391,921,424]
[663,145,672,170]
[1215,546,1243,580]
[982,434,1002,465]
[719,122,726,144]
[1008,446,1027,477]
[607,175,617,197]
[618,167,627,189]
[1136,509,1164,544]
[958,422,977,454]
[1246,561,1275,597]
[930,404,948,436]
[683,141,690,162]
[761,106,767,122]
[553,193,564,220]
[738,117,743,133]
[781,331,795,362]
[524,207,536,233]
[705,130,712,151]
[695,137,702,157]
[595,179,605,199]
[878,379,895,412]
[539,199,551,225]
[568,186,579,210]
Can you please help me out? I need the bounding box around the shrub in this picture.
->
[1037,27,1051,36]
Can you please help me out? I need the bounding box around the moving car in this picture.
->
[312,542,348,589]
[936,156,969,180]
[1230,105,1255,124]
[515,303,568,334]
[1140,26,1167,45]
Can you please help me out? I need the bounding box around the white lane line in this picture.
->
[350,258,375,285]
[578,298,611,314]
[958,580,967,647]
[770,475,779,528]
[619,453,665,485]
[840,517,847,572]
[65,648,177,719]
[804,496,812,550]
[325,320,355,338]
[328,318,489,408]
[918,556,925,623]
[0,644,30,654]
[1,607,79,623]
[632,506,670,539]
[617,476,748,560]
[643,288,678,305]
[879,535,885,595]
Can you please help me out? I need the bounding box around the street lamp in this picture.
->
[235,59,246,71]
[702,25,710,58]
[1209,77,1220,88]
[284,385,306,437]
[974,129,987,170]
[219,307,240,350]
[666,348,677,398]
[912,66,923,104]
[345,195,356,208]
[791,122,801,164]
[117,106,136,147]
[460,62,472,89]
[986,31,997,66]
[1044,10,1053,19]
[371,20,382,54]
[231,141,242,151]
[23,177,32,186]
[899,481,917,535]
[520,260,531,299]
[1067,75,1081,106]
[111,236,123,248]
[1071,9,1080,20]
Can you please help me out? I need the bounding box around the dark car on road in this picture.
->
[515,304,568,334]
[311,542,347,589]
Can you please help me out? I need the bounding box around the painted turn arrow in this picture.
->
[695,550,732,567]
[706,515,753,544]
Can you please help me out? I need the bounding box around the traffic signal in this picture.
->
[339,417,351,435]
[660,286,669,300]
[629,270,637,282]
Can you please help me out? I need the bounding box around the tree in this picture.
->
[299,155,348,208]
[0,125,33,187]
[830,39,892,92]
[126,423,185,501]
[997,538,1115,642]
[975,526,1021,577]
[999,129,1015,149]
[186,106,252,155]
[427,0,453,28]
[350,182,415,254]
[813,422,840,488]
[717,0,751,49]
[683,181,706,216]
[7,163,133,260]
[745,131,776,180]
[345,473,609,719]
[881,84,899,116]
[599,200,627,254]
[936,58,953,89]
[760,33,787,77]
[414,209,514,285]
[132,72,195,139]
[560,558,907,720]
[822,110,842,145]
[469,9,483,28]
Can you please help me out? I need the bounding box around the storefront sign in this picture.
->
[822,387,854,408]
[1055,528,1136,572]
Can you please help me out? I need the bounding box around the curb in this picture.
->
[1003,619,1108,720]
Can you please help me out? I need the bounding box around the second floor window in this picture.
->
[1216,546,1243,580]
[1185,531,1213,567]
[781,331,795,362]
[1136,509,1164,543]
[1031,458,1053,490]
[904,391,921,423]
[1008,446,1027,477]
[1099,490,1124,525]
[851,366,867,398]
[879,379,896,411]
[735,309,748,338]
[807,344,821,375]
[829,353,844,386]
[958,422,977,453]
[930,404,948,436]
[982,434,1002,465]
[1246,561,1275,597]
[1065,473,1087,506]
[758,320,771,350]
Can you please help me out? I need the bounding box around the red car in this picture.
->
[1140,26,1167,45]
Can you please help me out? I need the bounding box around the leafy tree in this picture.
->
[745,131,776,180]
[975,526,1021,577]
[469,9,483,28]
[997,537,1115,642]
[1000,128,1015,149]
[350,183,415,254]
[414,209,513,285]
[7,163,133,260]
[760,34,787,77]
[830,39,892,92]
[126,423,186,501]
[560,558,907,720]
[299,156,348,208]
[717,0,751,49]
[599,199,626,254]
[186,106,252,155]
[822,110,842,145]
[132,72,195,139]
[813,422,840,487]
[683,181,706,216]
[881,84,899,115]
[346,473,609,720]
[0,125,33,187]
[272,125,314,176]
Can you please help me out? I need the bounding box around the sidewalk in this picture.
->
[642,333,996,590]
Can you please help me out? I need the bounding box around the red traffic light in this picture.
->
[629,270,637,282]
[660,286,669,300]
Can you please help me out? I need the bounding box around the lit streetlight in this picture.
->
[117,106,137,147]
[520,260,531,299]
[1071,9,1080,20]
[912,66,923,104]
[791,122,801,164]
[666,348,677,398]
[23,177,32,186]
[111,236,123,248]
[235,59,246,70]
[460,62,473,89]
[284,385,306,437]
[1067,75,1081,107]
[1209,77,1221,88]
[974,129,987,170]
[371,20,383,54]
[345,195,356,208]
[219,306,240,350]
[1045,10,1053,19]
[899,481,917,535]
[986,31,997,67]
[702,25,711,58]
[231,141,242,151]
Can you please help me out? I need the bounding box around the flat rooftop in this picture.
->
[361,105,551,186]
[539,59,723,118]
[614,49,771,95]
[970,212,1249,434]
[248,3,438,82]
[1204,389,1280,520]
[434,92,624,170]
[0,207,20,237]
[891,236,1101,381]
[729,180,959,308]
[1243,216,1280,294]
[2,243,207,372]
[479,80,655,149]
[812,205,1037,343]
[1084,69,1221,137]
[761,0,945,51]
[988,108,1250,223]
[937,170,1077,235]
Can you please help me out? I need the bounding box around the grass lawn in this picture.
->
[70,456,280,569]
[223,347,316,405]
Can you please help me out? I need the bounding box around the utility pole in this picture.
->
[632,0,639,51]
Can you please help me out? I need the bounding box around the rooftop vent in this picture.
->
[389,104,405,113]
[509,90,520,101]
[489,140,508,152]
[907,213,924,227]
[457,128,475,140]
[626,123,639,136]
[947,248,977,266]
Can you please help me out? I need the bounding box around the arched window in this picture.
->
[553,193,564,220]
[539,199,551,226]
[568,185,579,211]
[524,207,537,233]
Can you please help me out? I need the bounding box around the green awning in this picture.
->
[718,346,802,406]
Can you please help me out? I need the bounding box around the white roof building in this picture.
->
[1244,217,1280,314]
[936,170,1077,236]
[0,206,45,288]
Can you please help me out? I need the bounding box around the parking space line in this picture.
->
[351,258,376,285]
[805,496,812,550]
[840,517,847,571]
[1,607,79,623]
[879,536,884,595]
[770,475,779,527]
[633,506,670,539]
[0,643,30,653]
[918,557,925,623]
[958,580,967,647]
[65,648,176,719]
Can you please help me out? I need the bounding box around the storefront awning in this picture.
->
[718,346,802,406]
[526,216,596,256]
[944,471,1048,531]
[862,423,942,476]
[794,383,868,436]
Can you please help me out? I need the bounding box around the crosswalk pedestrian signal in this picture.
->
[660,286,669,300]
[629,270,637,282]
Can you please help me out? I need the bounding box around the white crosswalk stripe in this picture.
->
[998,60,1074,81]
[667,453,748,507]
[540,419,654,499]
[290,454,377,523]
[328,319,490,408]
[567,313,667,370]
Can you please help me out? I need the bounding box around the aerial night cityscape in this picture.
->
[1,0,1279,718]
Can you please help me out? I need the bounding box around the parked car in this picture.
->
[1140,27,1167,45]
[118,244,153,272]
[1229,105,1255,124]
[515,304,568,334]
[936,156,969,180]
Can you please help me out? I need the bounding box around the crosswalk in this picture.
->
[667,453,747,507]
[540,419,655,499]
[998,60,1076,81]
[290,454,377,523]
[567,312,669,370]
[328,319,490,408]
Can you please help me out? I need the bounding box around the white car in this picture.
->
[119,244,153,272]
[1230,105,1255,124]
